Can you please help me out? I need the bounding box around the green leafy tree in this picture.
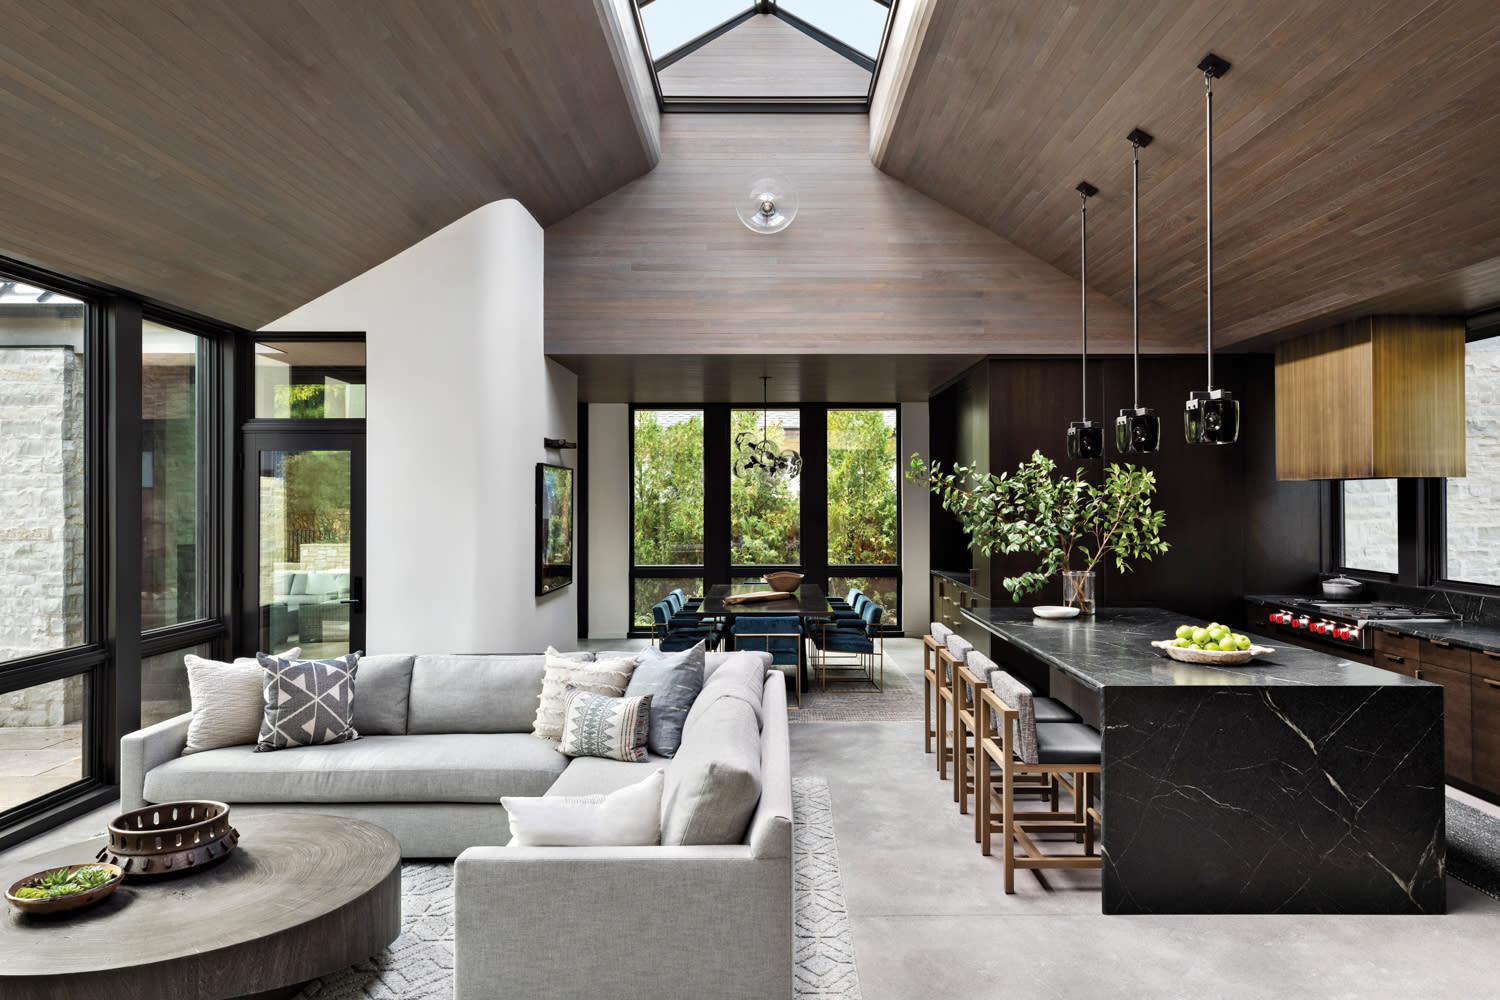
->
[729,410,800,565]
[827,410,899,620]
[633,412,707,625]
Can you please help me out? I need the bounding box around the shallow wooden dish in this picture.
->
[6,863,124,916]
[762,571,804,593]
[1151,639,1275,665]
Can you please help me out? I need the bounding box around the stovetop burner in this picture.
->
[1303,601,1457,623]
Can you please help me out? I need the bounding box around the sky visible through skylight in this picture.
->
[640,0,889,61]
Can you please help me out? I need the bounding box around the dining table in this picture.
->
[699,582,834,692]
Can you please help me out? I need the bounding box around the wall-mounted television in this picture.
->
[536,463,574,596]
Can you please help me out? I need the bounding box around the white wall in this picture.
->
[262,200,580,652]
[588,403,631,638]
[900,402,931,635]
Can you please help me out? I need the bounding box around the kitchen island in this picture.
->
[962,606,1445,915]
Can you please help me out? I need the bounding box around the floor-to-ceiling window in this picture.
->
[826,408,900,627]
[630,404,900,634]
[0,274,97,825]
[631,409,705,627]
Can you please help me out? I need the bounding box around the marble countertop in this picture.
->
[1245,593,1500,654]
[962,606,1431,692]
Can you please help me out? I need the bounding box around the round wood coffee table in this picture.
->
[0,811,402,1000]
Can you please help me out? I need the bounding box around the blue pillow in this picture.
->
[624,641,706,757]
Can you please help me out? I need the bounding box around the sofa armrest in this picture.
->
[119,711,192,812]
[455,846,792,1000]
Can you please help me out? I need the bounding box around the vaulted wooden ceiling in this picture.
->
[0,0,657,329]
[875,0,1500,348]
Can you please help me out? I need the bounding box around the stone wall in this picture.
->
[0,347,86,670]
[1342,478,1399,573]
[1445,337,1500,586]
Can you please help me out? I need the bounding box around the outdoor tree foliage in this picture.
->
[630,409,902,627]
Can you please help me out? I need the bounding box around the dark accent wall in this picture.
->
[928,355,1323,625]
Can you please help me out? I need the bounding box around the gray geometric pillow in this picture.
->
[624,641,705,757]
[256,652,361,752]
[559,687,652,763]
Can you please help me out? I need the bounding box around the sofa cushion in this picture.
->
[560,688,652,763]
[682,652,767,739]
[625,642,705,757]
[144,733,569,804]
[407,655,547,734]
[288,572,308,595]
[353,653,416,735]
[546,754,666,798]
[504,769,664,847]
[255,652,360,752]
[532,652,636,742]
[661,696,763,846]
[182,646,301,755]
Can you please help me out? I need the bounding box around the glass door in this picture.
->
[242,431,365,657]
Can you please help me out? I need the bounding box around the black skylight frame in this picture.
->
[630,0,901,113]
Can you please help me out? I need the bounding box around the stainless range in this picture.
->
[1256,599,1459,653]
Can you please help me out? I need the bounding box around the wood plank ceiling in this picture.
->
[875,0,1500,348]
[0,1,657,329]
[657,14,872,99]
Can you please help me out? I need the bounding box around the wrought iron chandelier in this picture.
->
[733,377,802,482]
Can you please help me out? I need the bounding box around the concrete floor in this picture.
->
[6,638,1500,999]
[796,639,1500,1000]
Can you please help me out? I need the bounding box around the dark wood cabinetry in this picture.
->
[931,574,991,659]
[1374,630,1474,786]
[1471,651,1500,795]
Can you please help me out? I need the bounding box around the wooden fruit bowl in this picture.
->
[1151,639,1275,665]
[6,863,124,916]
[762,571,804,593]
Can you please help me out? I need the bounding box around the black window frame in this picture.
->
[628,402,902,638]
[0,254,240,851]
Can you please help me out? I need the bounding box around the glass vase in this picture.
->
[1062,571,1097,614]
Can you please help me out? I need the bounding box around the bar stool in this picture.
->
[922,622,953,755]
[977,670,1102,893]
[935,634,972,781]
[955,652,1079,824]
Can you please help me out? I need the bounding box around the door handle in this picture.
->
[1413,669,1424,681]
[1485,678,1500,690]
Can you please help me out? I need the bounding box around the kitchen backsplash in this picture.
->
[1324,576,1500,626]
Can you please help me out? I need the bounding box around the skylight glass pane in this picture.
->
[641,0,754,59]
[777,0,888,57]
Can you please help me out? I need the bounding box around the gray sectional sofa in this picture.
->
[121,647,794,997]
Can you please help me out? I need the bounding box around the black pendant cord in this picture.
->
[1204,66,1215,392]
[1132,138,1140,408]
[1080,186,1089,421]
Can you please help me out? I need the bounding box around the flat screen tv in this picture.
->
[536,463,574,596]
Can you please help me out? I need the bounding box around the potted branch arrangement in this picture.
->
[908,450,1169,613]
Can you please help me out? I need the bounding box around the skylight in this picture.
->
[633,0,896,109]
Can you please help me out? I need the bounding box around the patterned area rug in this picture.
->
[295,776,860,999]
[1447,796,1500,901]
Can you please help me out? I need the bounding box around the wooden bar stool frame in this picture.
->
[955,664,1059,829]
[922,631,946,755]
[976,685,1102,894]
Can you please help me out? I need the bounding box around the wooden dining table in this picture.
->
[699,583,834,692]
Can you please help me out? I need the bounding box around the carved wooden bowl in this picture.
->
[1151,639,1276,666]
[762,571,804,593]
[6,863,124,916]
[97,800,239,877]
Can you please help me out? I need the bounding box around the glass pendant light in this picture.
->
[1184,53,1240,445]
[735,175,798,234]
[1067,181,1103,460]
[1117,128,1160,454]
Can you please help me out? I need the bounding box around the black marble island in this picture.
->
[962,606,1446,915]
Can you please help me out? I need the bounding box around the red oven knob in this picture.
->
[1338,627,1353,640]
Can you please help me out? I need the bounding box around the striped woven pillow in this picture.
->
[560,686,653,763]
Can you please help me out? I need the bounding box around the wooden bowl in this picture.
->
[97,800,238,877]
[1151,639,1275,665]
[762,571,804,593]
[6,863,124,916]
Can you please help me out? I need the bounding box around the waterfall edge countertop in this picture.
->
[960,604,1445,915]
[960,605,1433,691]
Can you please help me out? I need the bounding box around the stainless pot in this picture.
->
[1321,575,1365,599]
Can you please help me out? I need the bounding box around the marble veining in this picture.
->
[964,606,1447,915]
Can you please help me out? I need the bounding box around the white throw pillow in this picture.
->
[182,647,300,755]
[503,769,664,847]
[532,649,637,741]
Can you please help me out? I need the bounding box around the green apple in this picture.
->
[1191,628,1211,645]
[1208,625,1229,642]
[1176,625,1195,640]
[1217,637,1237,651]
[1174,638,1191,648]
[1236,635,1252,650]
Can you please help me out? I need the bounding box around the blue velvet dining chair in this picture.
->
[730,616,804,709]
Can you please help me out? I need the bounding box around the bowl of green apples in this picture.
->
[1151,622,1274,665]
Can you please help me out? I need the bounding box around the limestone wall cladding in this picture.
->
[0,348,86,671]
[1342,478,1399,573]
[1446,337,1500,586]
